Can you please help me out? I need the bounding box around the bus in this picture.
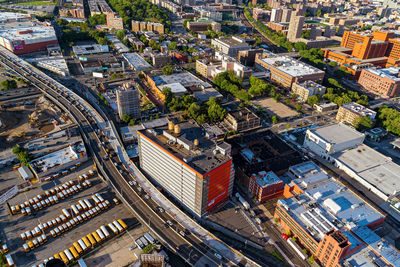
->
[62,209,71,219]
[86,233,96,246]
[96,229,105,240]
[92,231,102,243]
[140,237,149,247]
[79,200,88,210]
[78,239,88,251]
[64,249,74,262]
[95,193,104,203]
[113,220,123,233]
[117,219,128,230]
[100,226,110,238]
[59,251,69,264]
[5,254,14,267]
[69,246,79,259]
[73,242,83,254]
[71,205,80,216]
[84,199,93,209]
[53,253,61,260]
[82,236,91,248]
[144,233,155,244]
[108,223,118,235]
[91,195,100,205]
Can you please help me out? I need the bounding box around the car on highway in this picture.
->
[166,220,173,227]
[214,253,222,260]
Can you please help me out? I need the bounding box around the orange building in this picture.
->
[274,161,387,266]
[323,30,400,76]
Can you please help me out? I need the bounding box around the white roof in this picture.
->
[0,25,57,44]
[158,83,187,94]
[259,53,325,77]
[308,123,364,146]
[365,67,400,81]
[334,144,400,198]
[0,12,30,23]
[122,53,152,71]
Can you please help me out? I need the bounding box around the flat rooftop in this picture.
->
[30,140,86,174]
[341,102,376,118]
[0,25,56,43]
[122,52,152,71]
[0,12,31,23]
[296,80,326,92]
[282,162,384,242]
[72,44,109,55]
[258,52,325,77]
[253,171,282,187]
[364,67,400,81]
[158,83,187,95]
[138,120,231,175]
[106,34,129,53]
[334,144,400,198]
[193,87,222,103]
[228,108,259,123]
[308,123,364,145]
[151,72,211,89]
[213,36,249,47]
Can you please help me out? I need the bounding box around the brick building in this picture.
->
[336,102,376,126]
[131,21,165,34]
[358,67,400,98]
[107,13,123,30]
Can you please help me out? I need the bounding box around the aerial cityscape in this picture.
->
[0,0,400,266]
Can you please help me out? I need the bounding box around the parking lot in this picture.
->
[252,97,299,119]
[0,160,141,267]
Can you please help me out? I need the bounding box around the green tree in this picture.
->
[329,61,338,67]
[307,95,320,106]
[116,29,127,41]
[0,79,17,90]
[162,64,174,75]
[295,103,303,111]
[272,115,279,124]
[316,10,322,17]
[128,118,136,126]
[162,87,173,104]
[121,114,131,123]
[294,42,307,51]
[110,73,117,80]
[12,145,24,155]
[88,14,106,25]
[187,102,201,119]
[206,97,226,123]
[354,116,373,131]
[285,99,291,105]
[168,41,177,51]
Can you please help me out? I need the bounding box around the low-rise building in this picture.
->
[237,49,263,67]
[248,171,283,202]
[35,56,70,76]
[30,141,88,178]
[72,44,109,55]
[107,34,129,53]
[336,102,376,126]
[59,7,85,19]
[150,52,170,68]
[211,36,251,57]
[291,81,326,101]
[255,52,325,88]
[358,67,400,98]
[0,25,58,55]
[123,53,152,71]
[187,19,221,33]
[275,161,390,267]
[314,102,337,113]
[224,107,261,132]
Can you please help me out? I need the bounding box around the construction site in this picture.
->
[0,95,72,150]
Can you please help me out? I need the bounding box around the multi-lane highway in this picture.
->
[0,49,259,267]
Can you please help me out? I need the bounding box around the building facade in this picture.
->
[291,81,326,101]
[255,52,325,88]
[137,120,235,217]
[224,107,261,132]
[107,13,123,30]
[211,37,251,57]
[287,15,305,42]
[116,83,141,120]
[131,21,165,34]
[358,67,400,98]
[336,102,376,126]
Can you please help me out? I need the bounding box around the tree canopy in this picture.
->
[353,116,373,131]
[88,14,106,25]
[377,106,400,136]
[0,79,17,90]
[213,71,250,101]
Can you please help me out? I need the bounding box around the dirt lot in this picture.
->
[252,97,298,119]
[0,96,68,150]
[0,160,141,267]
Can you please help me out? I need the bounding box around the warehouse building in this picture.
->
[137,119,235,217]
[0,25,58,55]
[123,52,152,71]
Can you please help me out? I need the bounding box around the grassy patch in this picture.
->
[271,250,285,262]
[15,0,54,5]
